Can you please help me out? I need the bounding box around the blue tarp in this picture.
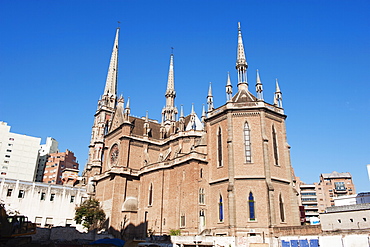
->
[89,238,126,247]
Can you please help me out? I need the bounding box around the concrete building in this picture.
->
[298,183,319,224]
[83,23,301,240]
[35,137,59,182]
[0,178,87,231]
[0,121,41,181]
[43,150,79,185]
[320,203,370,231]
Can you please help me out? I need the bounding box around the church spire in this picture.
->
[226,72,233,101]
[207,82,214,112]
[162,53,178,122]
[274,79,283,108]
[236,22,248,92]
[255,69,264,101]
[103,28,119,97]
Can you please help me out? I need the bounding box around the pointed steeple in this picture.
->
[274,79,283,108]
[255,69,264,101]
[124,97,131,121]
[104,28,119,97]
[226,72,233,101]
[162,53,178,122]
[201,104,206,124]
[236,22,248,91]
[179,105,185,132]
[207,82,214,112]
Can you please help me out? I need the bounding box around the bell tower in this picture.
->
[84,28,120,183]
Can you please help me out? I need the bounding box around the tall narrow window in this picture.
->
[248,192,255,221]
[180,214,186,227]
[272,125,279,166]
[148,183,153,206]
[199,210,205,226]
[199,188,205,204]
[219,195,224,222]
[217,127,222,167]
[279,194,285,222]
[244,122,252,162]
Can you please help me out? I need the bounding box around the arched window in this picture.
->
[199,188,205,204]
[244,122,252,163]
[279,194,285,222]
[248,192,255,221]
[217,127,222,167]
[272,125,279,166]
[219,195,224,222]
[199,210,205,227]
[148,183,153,206]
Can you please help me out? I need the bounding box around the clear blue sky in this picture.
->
[1,1,369,192]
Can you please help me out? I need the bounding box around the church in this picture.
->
[83,23,301,239]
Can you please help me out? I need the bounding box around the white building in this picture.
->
[35,137,59,182]
[0,122,41,181]
[0,178,87,231]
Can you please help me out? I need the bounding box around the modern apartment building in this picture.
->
[35,137,59,182]
[0,121,41,181]
[43,150,79,185]
[316,171,355,213]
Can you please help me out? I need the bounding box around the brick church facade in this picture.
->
[83,23,301,239]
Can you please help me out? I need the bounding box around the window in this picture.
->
[338,219,341,223]
[148,183,153,206]
[4,160,9,164]
[6,189,12,197]
[199,210,205,226]
[363,218,367,222]
[350,218,353,222]
[244,122,252,162]
[334,182,346,191]
[6,149,11,152]
[45,217,53,228]
[200,168,203,178]
[1,172,6,175]
[248,192,255,221]
[199,188,205,204]
[66,219,73,227]
[50,193,55,201]
[180,214,185,227]
[217,127,222,167]
[279,194,285,222]
[70,196,75,203]
[272,125,279,166]
[40,192,46,200]
[219,195,224,222]
[8,143,13,146]
[5,155,10,158]
[35,217,42,227]
[18,190,25,198]
[9,138,14,141]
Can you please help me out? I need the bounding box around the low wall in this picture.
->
[273,225,321,237]
[32,226,114,242]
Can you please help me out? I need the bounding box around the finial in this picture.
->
[208,82,213,97]
[202,104,206,117]
[171,47,174,54]
[117,21,121,29]
[238,22,241,31]
[180,105,184,118]
[191,103,195,114]
[126,97,130,109]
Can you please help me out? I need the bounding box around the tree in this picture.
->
[75,198,106,230]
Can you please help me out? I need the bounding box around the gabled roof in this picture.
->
[321,171,352,179]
